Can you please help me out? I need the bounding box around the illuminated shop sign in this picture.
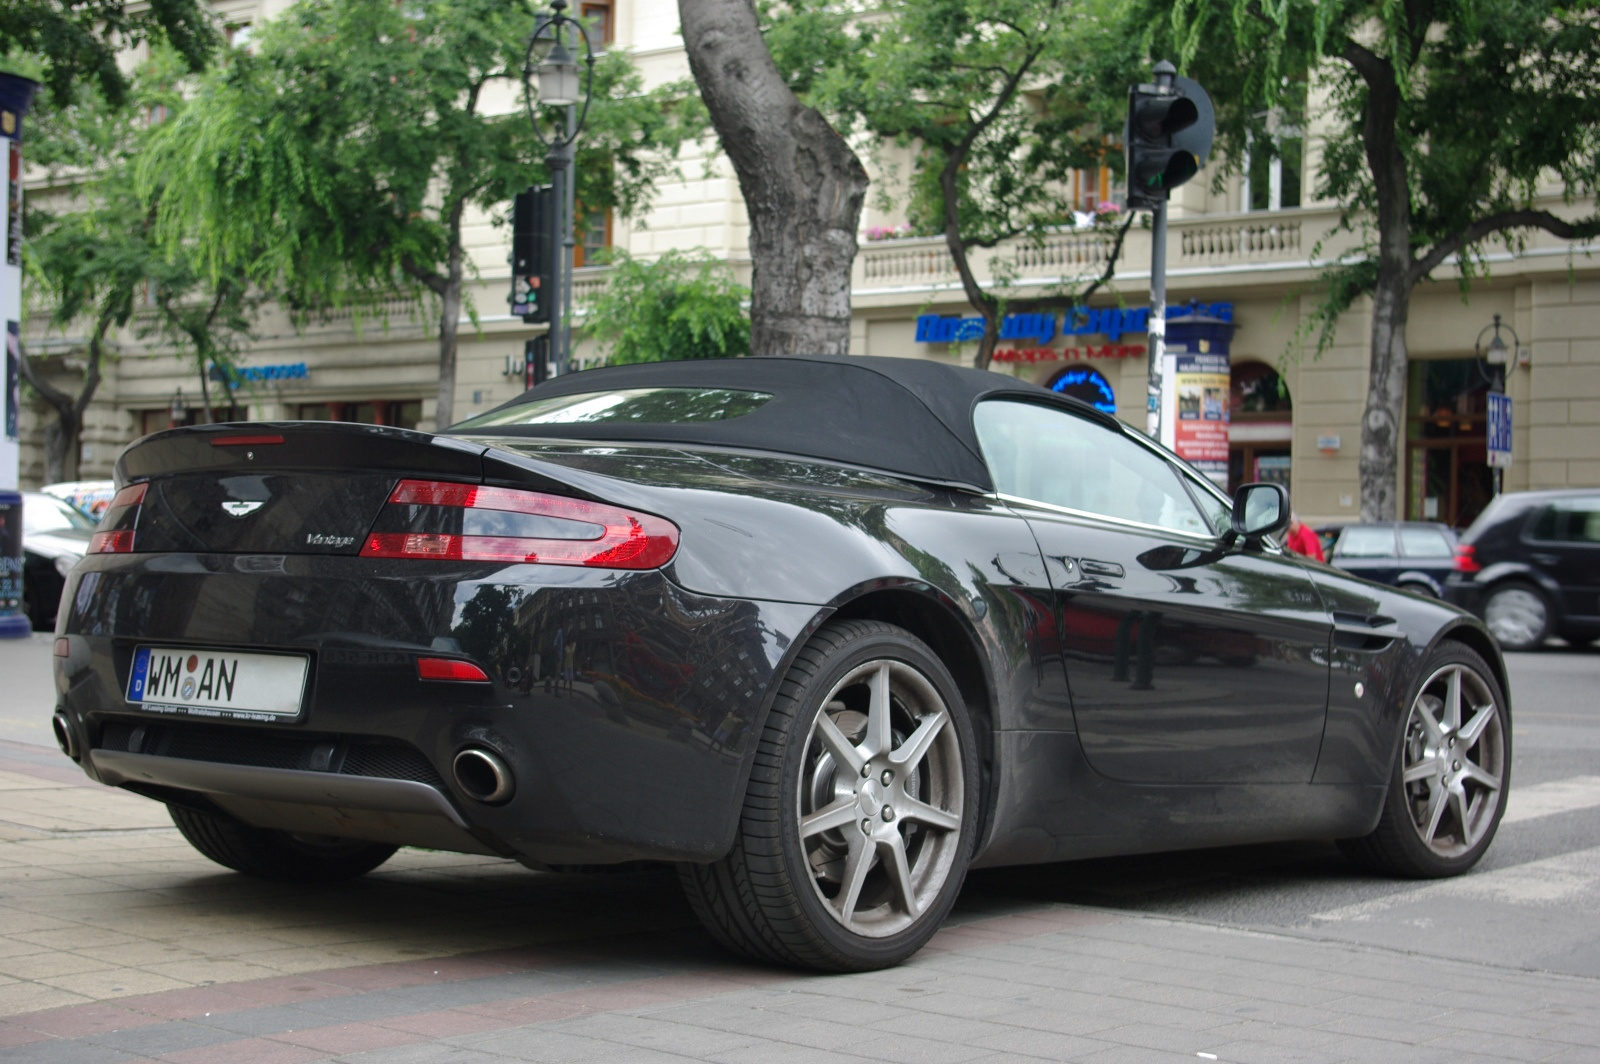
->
[915,302,1233,345]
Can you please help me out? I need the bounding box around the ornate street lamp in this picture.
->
[1475,313,1520,496]
[523,0,596,377]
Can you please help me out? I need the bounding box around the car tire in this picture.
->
[169,805,398,882]
[1339,640,1510,879]
[1482,581,1552,651]
[678,619,979,971]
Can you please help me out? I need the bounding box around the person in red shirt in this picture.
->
[1284,512,1325,561]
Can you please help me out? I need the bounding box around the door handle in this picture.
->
[1079,559,1125,579]
[1531,553,1560,566]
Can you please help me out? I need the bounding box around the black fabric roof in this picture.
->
[457,355,1119,491]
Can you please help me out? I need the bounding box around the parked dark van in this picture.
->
[1444,489,1600,651]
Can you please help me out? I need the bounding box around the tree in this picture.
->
[762,0,1138,371]
[583,250,750,364]
[677,0,868,357]
[0,0,215,105]
[1160,0,1600,520]
[142,0,706,427]
[20,56,254,480]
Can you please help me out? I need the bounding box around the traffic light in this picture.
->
[1124,65,1213,210]
[510,186,553,323]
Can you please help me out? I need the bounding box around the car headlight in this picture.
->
[54,555,77,578]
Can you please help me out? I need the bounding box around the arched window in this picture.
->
[1230,361,1292,418]
[1047,366,1116,415]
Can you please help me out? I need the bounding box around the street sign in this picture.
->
[1487,391,1513,468]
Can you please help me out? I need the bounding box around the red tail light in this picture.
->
[90,483,147,553]
[417,657,491,682]
[360,480,679,569]
[210,434,285,447]
[1453,545,1482,573]
[89,530,136,554]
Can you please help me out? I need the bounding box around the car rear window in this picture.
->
[1531,499,1600,544]
[455,387,773,428]
[1399,527,1453,557]
[1335,526,1396,558]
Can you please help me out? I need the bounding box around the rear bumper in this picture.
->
[54,552,819,866]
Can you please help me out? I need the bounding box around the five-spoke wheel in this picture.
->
[679,620,977,971]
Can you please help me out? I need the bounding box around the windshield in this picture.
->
[455,387,773,429]
[24,493,97,534]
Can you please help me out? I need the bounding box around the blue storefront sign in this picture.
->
[916,302,1232,346]
[1487,391,1512,468]
[210,362,310,388]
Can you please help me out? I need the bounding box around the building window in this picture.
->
[1241,102,1303,212]
[574,206,612,268]
[295,400,423,430]
[1405,358,1494,528]
[138,405,246,437]
[225,23,254,51]
[1227,361,1293,494]
[580,1,613,45]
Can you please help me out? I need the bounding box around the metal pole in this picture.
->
[545,144,567,376]
[562,103,577,375]
[1146,197,1167,440]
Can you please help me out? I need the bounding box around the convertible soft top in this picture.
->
[460,355,1114,491]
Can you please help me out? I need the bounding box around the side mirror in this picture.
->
[1231,482,1291,541]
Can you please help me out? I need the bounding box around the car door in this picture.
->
[1527,497,1600,623]
[973,399,1332,785]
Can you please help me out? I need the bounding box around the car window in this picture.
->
[973,400,1210,536]
[1530,499,1600,544]
[1399,527,1453,558]
[23,494,97,534]
[1178,468,1231,534]
[1334,526,1396,558]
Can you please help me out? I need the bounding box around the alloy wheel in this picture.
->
[1400,664,1506,857]
[1484,587,1547,649]
[796,659,964,938]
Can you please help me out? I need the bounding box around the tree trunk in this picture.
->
[16,329,106,483]
[435,240,464,428]
[1360,271,1408,521]
[678,0,868,356]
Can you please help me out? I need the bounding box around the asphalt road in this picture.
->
[3,631,1597,981]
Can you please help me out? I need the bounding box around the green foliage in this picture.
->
[760,0,1137,365]
[139,0,707,319]
[0,0,217,106]
[1150,0,1600,352]
[583,250,750,364]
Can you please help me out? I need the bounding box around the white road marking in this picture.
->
[1311,844,1600,922]
[1501,775,1600,824]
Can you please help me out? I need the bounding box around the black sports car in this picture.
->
[53,355,1512,971]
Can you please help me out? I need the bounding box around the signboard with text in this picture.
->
[1487,392,1512,469]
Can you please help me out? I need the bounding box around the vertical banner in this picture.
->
[5,321,18,441]
[1160,313,1236,489]
[1487,391,1512,469]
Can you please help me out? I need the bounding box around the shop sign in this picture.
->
[212,362,310,388]
[1487,392,1512,468]
[993,344,1146,363]
[915,301,1232,346]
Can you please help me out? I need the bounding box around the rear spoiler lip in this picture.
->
[112,420,636,509]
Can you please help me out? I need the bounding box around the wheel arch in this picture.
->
[1434,621,1512,718]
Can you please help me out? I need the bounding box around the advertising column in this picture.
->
[1159,312,1235,490]
[1,73,39,638]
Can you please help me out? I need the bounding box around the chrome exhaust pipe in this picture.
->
[52,713,77,760]
[452,747,514,804]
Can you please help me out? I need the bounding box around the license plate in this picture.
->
[127,646,309,722]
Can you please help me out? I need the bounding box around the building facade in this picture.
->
[16,0,1600,527]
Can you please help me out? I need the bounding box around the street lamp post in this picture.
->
[523,0,595,378]
[1475,312,1519,497]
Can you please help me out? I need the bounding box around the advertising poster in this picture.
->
[5,141,19,267]
[1165,349,1230,487]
